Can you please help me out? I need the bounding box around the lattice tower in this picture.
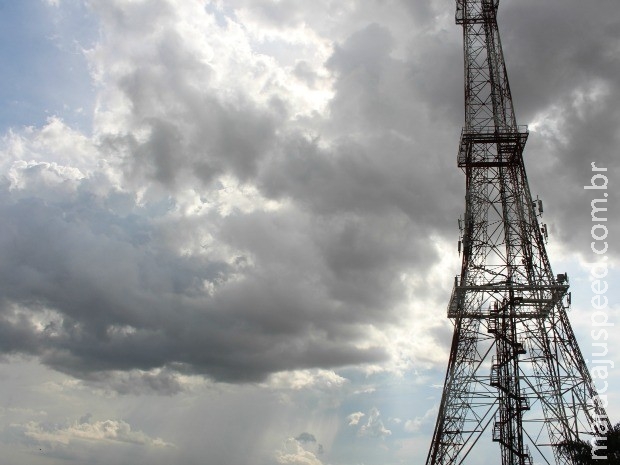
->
[425,2,610,464]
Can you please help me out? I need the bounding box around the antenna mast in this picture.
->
[425,2,610,464]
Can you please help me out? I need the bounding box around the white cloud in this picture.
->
[346,411,365,426]
[276,437,324,465]
[20,417,174,448]
[358,407,391,438]
[349,407,392,439]
[404,405,438,434]
[1,117,100,173]
[267,369,348,391]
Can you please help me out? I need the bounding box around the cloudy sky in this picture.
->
[0,0,619,464]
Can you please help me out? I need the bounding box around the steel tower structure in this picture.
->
[425,1,610,465]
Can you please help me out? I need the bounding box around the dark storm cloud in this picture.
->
[0,0,617,395]
[296,432,317,443]
[501,0,620,121]
[113,61,280,187]
[258,21,463,227]
[0,175,390,384]
[495,0,620,256]
[0,12,441,388]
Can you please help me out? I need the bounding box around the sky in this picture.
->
[0,0,619,464]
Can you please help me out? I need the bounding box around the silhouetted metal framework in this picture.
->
[425,2,610,465]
